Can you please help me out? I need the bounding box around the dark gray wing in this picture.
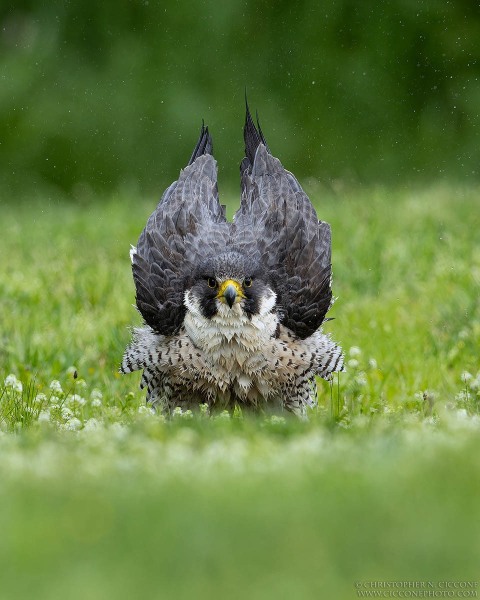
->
[132,124,229,335]
[233,104,332,339]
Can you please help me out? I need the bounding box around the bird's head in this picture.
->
[184,251,276,321]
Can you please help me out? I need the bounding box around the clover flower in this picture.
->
[34,393,47,405]
[4,374,22,393]
[63,417,82,431]
[67,394,86,407]
[355,372,367,387]
[38,410,51,423]
[61,407,73,419]
[90,389,103,407]
[470,374,480,391]
[49,380,63,394]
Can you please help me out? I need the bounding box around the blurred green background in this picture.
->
[1,0,479,200]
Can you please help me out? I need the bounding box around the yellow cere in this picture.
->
[217,279,245,302]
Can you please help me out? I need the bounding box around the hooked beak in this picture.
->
[223,284,237,308]
[217,279,244,308]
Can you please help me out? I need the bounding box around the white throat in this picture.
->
[183,289,278,353]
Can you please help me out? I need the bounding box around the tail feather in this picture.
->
[316,338,345,380]
[120,342,145,374]
[120,327,162,374]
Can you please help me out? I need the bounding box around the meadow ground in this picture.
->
[1,185,479,599]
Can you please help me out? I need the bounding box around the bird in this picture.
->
[121,102,344,416]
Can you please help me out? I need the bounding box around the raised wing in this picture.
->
[132,124,229,335]
[233,103,332,339]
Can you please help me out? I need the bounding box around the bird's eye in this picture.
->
[244,277,253,288]
[207,277,217,288]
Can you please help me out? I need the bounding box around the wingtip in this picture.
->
[188,121,213,166]
[255,110,269,150]
[243,97,269,165]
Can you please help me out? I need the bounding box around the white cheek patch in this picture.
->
[257,288,277,316]
[184,289,203,317]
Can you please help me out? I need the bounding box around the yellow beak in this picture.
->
[217,279,245,307]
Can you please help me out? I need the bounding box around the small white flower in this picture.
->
[49,380,63,394]
[90,389,103,401]
[38,410,51,423]
[138,405,154,415]
[4,374,22,393]
[347,358,359,369]
[34,393,47,405]
[172,406,183,418]
[368,358,378,369]
[349,346,362,357]
[91,398,102,408]
[67,394,86,406]
[355,372,367,387]
[461,371,473,384]
[4,374,18,387]
[455,390,469,403]
[181,409,193,420]
[470,375,480,391]
[61,407,73,419]
[64,417,82,431]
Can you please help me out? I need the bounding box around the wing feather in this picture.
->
[234,106,333,339]
[132,124,228,335]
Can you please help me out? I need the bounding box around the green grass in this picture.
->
[1,185,480,599]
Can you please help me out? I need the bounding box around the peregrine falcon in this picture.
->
[121,103,344,416]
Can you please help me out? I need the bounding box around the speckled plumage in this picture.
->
[121,106,344,416]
